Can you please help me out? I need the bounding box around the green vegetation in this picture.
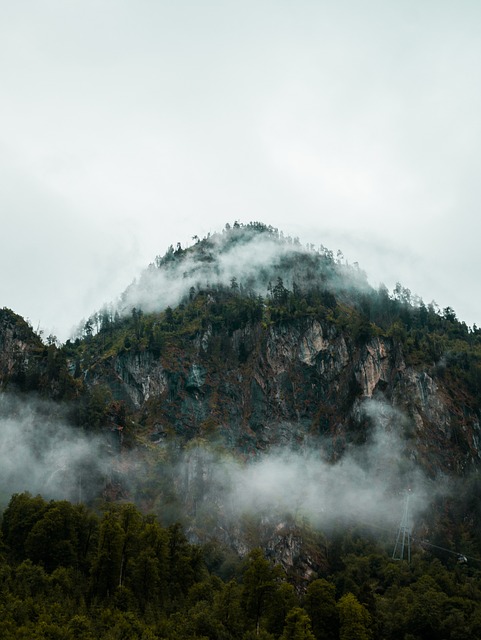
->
[1,493,481,639]
[0,307,80,399]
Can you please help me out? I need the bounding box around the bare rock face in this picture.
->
[355,337,393,397]
[0,308,42,387]
[113,351,168,408]
[0,296,469,580]
[84,315,481,479]
[264,523,327,581]
[298,320,327,366]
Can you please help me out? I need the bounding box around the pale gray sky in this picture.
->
[1,1,480,341]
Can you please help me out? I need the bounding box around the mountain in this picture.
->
[2,221,481,577]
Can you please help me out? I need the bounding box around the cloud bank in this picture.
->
[117,226,370,320]
[0,394,110,505]
[171,398,430,537]
[0,390,435,551]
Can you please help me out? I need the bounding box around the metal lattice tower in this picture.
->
[392,491,411,562]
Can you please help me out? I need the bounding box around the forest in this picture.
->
[1,492,481,640]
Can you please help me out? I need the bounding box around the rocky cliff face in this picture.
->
[84,314,480,478]
[0,308,42,387]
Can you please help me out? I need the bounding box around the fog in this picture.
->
[0,390,435,546]
[117,226,370,320]
[172,398,432,537]
[0,394,110,505]
[0,227,439,546]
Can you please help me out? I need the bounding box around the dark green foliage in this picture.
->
[337,592,372,640]
[1,493,48,562]
[2,493,481,638]
[280,607,316,640]
[241,548,285,633]
[75,384,113,431]
[25,501,90,573]
[303,578,338,640]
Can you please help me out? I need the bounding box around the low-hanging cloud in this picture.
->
[154,398,435,540]
[117,227,370,320]
[0,390,437,548]
[0,393,112,505]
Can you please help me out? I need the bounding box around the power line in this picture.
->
[392,492,411,562]
[350,504,481,566]
[410,536,481,564]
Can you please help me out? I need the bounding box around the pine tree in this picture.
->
[337,592,372,640]
[280,607,316,640]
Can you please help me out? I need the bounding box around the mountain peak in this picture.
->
[116,221,370,320]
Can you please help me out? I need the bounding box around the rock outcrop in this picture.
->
[0,308,42,388]
[82,315,481,478]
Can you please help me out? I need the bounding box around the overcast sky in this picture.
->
[1,1,480,341]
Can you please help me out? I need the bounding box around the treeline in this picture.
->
[1,493,481,639]
[9,255,481,420]
[154,221,303,269]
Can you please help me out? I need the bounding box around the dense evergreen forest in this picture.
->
[1,492,481,640]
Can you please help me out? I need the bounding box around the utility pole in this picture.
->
[392,491,411,562]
